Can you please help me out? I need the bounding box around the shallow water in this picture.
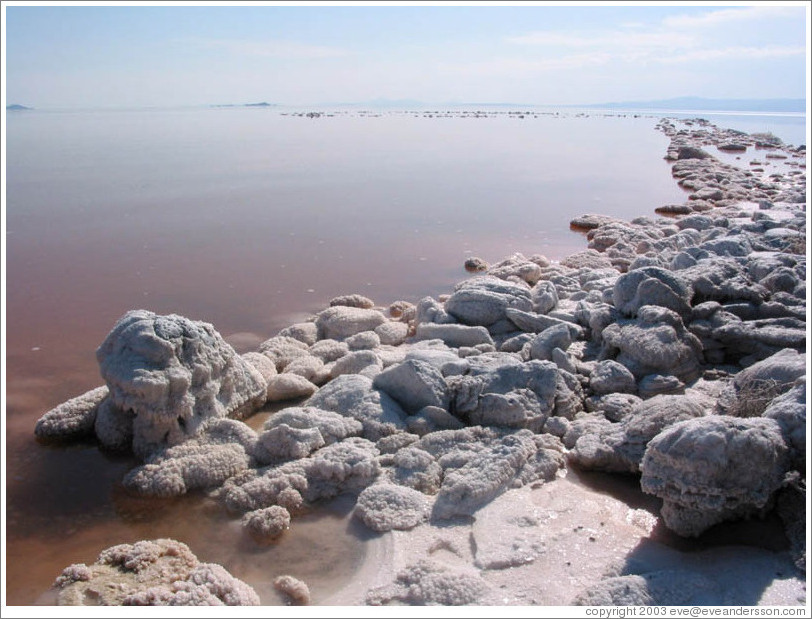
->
[3,107,805,605]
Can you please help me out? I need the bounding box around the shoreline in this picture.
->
[18,116,809,607]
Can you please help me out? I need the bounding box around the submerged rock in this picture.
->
[35,386,109,442]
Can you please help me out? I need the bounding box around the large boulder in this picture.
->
[372,358,451,414]
[95,310,267,459]
[305,374,407,440]
[640,416,790,537]
[569,394,707,474]
[314,306,387,340]
[601,306,703,382]
[613,266,692,319]
[445,276,532,327]
[448,360,561,431]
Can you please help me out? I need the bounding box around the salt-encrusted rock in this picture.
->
[35,386,109,442]
[613,266,692,319]
[445,276,532,327]
[573,570,720,606]
[601,306,703,382]
[406,406,465,436]
[763,382,806,469]
[776,477,806,570]
[52,538,259,606]
[589,360,636,395]
[682,258,767,305]
[329,350,383,379]
[570,213,618,230]
[413,322,494,348]
[262,407,362,446]
[448,360,560,431]
[372,358,450,415]
[242,351,277,382]
[528,323,572,362]
[122,419,255,497]
[242,505,291,541]
[531,280,558,314]
[397,350,464,379]
[505,307,582,337]
[366,559,489,606]
[277,322,318,346]
[345,330,380,350]
[486,253,542,285]
[677,146,713,160]
[432,430,564,519]
[560,249,615,270]
[273,575,311,605]
[640,416,790,537]
[569,394,707,474]
[94,398,135,452]
[574,301,619,343]
[305,374,407,439]
[638,374,684,399]
[253,424,325,464]
[354,483,430,532]
[220,437,380,514]
[389,300,416,321]
[329,293,375,309]
[715,349,806,417]
[711,318,806,362]
[584,392,643,422]
[280,355,323,382]
[387,444,443,492]
[655,203,693,215]
[266,374,318,402]
[415,296,455,325]
[374,321,409,346]
[315,305,387,340]
[259,336,311,370]
[308,339,349,363]
[464,256,489,272]
[95,310,266,459]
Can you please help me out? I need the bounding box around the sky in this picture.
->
[2,2,809,108]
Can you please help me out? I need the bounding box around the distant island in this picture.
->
[7,104,33,110]
[584,96,805,114]
[211,102,275,108]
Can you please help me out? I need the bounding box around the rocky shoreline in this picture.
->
[34,117,806,606]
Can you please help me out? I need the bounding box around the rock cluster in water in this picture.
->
[37,117,806,605]
[51,538,260,605]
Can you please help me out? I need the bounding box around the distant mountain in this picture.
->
[585,97,805,113]
[7,104,33,110]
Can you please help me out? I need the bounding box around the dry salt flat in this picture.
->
[33,117,807,608]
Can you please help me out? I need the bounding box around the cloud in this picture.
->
[441,52,614,78]
[183,37,351,59]
[657,45,806,64]
[661,5,799,29]
[507,30,695,50]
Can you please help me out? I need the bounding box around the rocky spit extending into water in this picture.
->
[34,118,806,606]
